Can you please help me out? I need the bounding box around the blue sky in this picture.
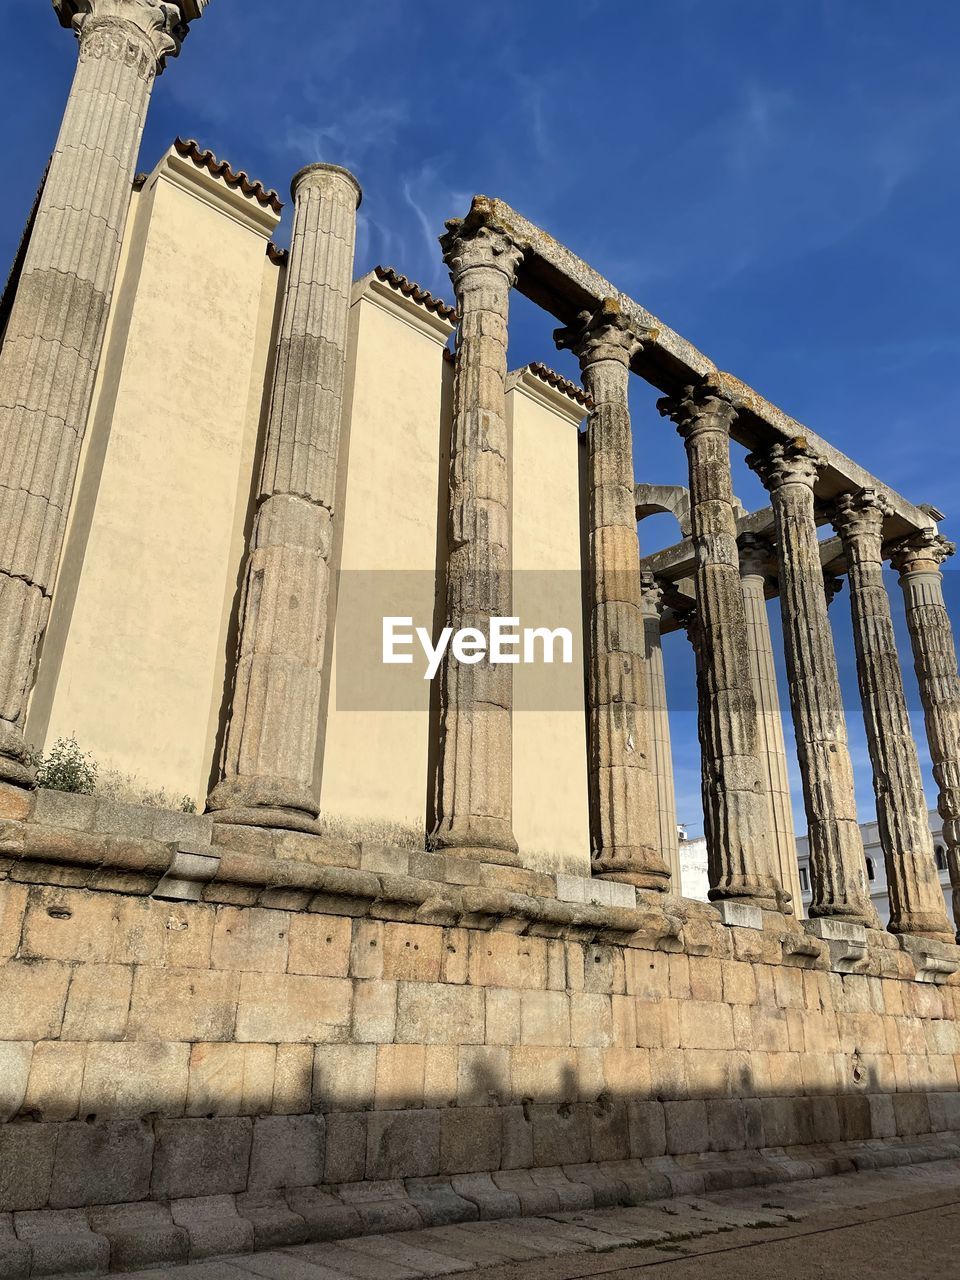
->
[4,0,960,841]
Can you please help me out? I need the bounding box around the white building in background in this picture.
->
[680,814,954,926]
[796,808,953,926]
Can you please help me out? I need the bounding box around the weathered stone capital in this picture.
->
[58,0,201,71]
[889,528,956,576]
[291,162,362,208]
[554,298,646,371]
[747,438,824,493]
[639,569,666,618]
[656,378,737,440]
[832,488,891,555]
[737,532,774,580]
[440,220,524,290]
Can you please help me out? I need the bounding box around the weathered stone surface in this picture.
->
[890,530,960,939]
[554,303,666,889]
[834,491,952,941]
[660,383,778,908]
[431,220,523,864]
[207,162,361,832]
[748,441,877,926]
[248,1115,325,1191]
[50,1120,153,1209]
[151,1118,253,1199]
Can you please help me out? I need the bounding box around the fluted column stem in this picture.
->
[833,491,952,940]
[738,534,801,913]
[890,531,960,941]
[0,0,200,784]
[748,442,877,927]
[429,220,523,864]
[207,163,362,831]
[658,383,780,909]
[555,302,668,889]
[641,571,679,884]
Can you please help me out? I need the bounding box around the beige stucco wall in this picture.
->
[26,146,283,807]
[509,371,591,875]
[318,277,452,836]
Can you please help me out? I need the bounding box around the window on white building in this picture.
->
[935,845,948,871]
[799,866,809,893]
[866,857,876,882]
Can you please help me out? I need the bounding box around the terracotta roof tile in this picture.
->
[173,138,283,213]
[374,266,456,322]
[527,361,592,408]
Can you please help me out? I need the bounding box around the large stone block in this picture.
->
[382,923,443,982]
[0,960,70,1039]
[79,1042,189,1119]
[0,1123,58,1212]
[440,1107,502,1175]
[365,1108,440,1179]
[352,979,397,1042]
[185,1043,279,1117]
[519,990,570,1046]
[248,1115,325,1190]
[510,1047,577,1103]
[424,1045,459,1109]
[530,1103,591,1167]
[627,1100,666,1158]
[678,1000,734,1051]
[13,1206,110,1276]
[468,933,546,989]
[569,993,614,1048]
[458,1046,510,1107]
[322,1113,367,1184]
[211,906,289,973]
[127,967,240,1042]
[50,1120,153,1209]
[0,884,27,959]
[273,1044,313,1116]
[22,1042,85,1121]
[664,1099,709,1155]
[151,1118,253,1199]
[0,1044,31,1121]
[87,1201,189,1271]
[589,1098,630,1162]
[395,982,484,1045]
[60,963,133,1041]
[288,914,352,977]
[375,1044,425,1110]
[312,1044,376,1112]
[169,1194,255,1259]
[236,973,352,1043]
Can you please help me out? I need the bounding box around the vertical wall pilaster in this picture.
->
[0,0,199,784]
[207,163,361,831]
[890,530,960,940]
[556,302,668,889]
[658,383,780,909]
[640,571,679,884]
[748,442,877,927]
[737,533,801,913]
[833,490,952,940]
[430,221,523,864]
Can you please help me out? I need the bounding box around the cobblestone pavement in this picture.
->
[97,1158,960,1280]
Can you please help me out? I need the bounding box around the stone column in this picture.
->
[832,491,953,940]
[555,302,668,889]
[0,0,204,785]
[430,221,523,863]
[737,533,801,913]
[747,442,877,927]
[657,383,779,909]
[640,571,679,884]
[206,163,362,831]
[890,531,960,939]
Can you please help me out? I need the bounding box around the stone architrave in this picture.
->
[430,220,524,864]
[889,530,960,939]
[640,571,680,884]
[737,533,801,912]
[657,383,779,909]
[0,0,206,785]
[748,442,877,927]
[833,490,952,940]
[555,302,668,889]
[207,163,362,831]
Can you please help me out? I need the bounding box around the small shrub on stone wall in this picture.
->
[29,735,98,794]
[97,769,197,812]
[319,813,426,850]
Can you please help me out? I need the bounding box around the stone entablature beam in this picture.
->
[658,382,781,910]
[554,301,668,889]
[206,162,362,832]
[429,219,524,865]
[454,197,932,544]
[0,0,208,787]
[748,442,877,928]
[890,531,960,940]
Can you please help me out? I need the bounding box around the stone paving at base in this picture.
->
[96,1158,960,1280]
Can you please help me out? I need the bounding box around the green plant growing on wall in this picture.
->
[30,735,98,794]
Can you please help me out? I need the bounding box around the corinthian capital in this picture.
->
[656,378,737,440]
[440,220,524,289]
[554,298,646,370]
[746,438,823,493]
[639,569,666,618]
[56,1,208,70]
[737,532,774,580]
[832,488,891,551]
[889,527,957,575]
